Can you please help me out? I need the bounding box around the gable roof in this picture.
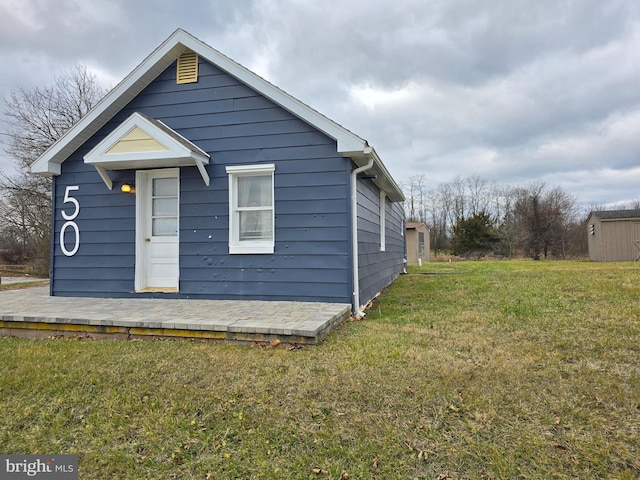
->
[84,112,210,188]
[30,28,404,201]
[406,222,427,229]
[589,209,640,220]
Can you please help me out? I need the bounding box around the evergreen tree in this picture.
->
[450,212,499,256]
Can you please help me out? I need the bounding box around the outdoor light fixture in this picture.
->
[121,183,135,194]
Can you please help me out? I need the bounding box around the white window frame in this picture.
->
[226,164,275,254]
[380,190,386,251]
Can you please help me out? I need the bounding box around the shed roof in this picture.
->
[406,222,428,229]
[590,209,640,220]
[29,28,404,201]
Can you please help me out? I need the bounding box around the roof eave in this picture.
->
[30,29,403,202]
[589,209,640,221]
[30,30,191,175]
[347,147,404,202]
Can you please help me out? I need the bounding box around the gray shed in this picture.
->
[587,210,640,261]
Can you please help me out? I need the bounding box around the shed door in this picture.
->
[135,169,179,292]
[633,222,640,261]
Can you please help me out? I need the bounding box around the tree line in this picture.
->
[0,66,106,273]
[403,174,590,259]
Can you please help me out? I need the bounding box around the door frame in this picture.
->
[135,168,180,292]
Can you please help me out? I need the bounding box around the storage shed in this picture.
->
[587,209,640,262]
[29,29,405,315]
[405,222,430,263]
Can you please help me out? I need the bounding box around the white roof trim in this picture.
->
[225,164,275,174]
[29,28,403,200]
[84,112,210,186]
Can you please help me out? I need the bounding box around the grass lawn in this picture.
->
[0,261,639,479]
[0,280,49,291]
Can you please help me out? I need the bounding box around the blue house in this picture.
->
[30,29,405,315]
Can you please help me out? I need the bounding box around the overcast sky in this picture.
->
[1,0,639,210]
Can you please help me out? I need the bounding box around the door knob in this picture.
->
[145,238,151,242]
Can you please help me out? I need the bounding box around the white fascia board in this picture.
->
[153,118,209,160]
[30,31,190,175]
[86,152,207,169]
[30,29,373,176]
[369,147,404,201]
[225,164,275,174]
[352,147,405,203]
[175,31,370,155]
[84,112,209,167]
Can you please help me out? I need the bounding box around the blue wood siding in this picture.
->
[356,176,405,305]
[51,58,353,303]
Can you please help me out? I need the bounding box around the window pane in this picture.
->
[153,217,177,236]
[153,177,177,196]
[238,176,271,208]
[239,210,272,241]
[153,197,177,216]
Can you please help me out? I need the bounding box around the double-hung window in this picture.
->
[226,164,275,254]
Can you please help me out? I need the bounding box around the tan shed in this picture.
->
[587,210,640,262]
[406,222,430,264]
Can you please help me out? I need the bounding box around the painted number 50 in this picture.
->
[60,186,80,257]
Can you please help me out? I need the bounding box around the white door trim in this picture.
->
[135,168,180,292]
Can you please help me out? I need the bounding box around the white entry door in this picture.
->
[135,169,179,292]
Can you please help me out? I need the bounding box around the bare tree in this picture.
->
[494,185,519,257]
[4,65,105,169]
[450,176,466,225]
[425,188,449,255]
[1,65,106,272]
[403,174,428,222]
[510,183,577,259]
[401,174,583,260]
[465,175,491,217]
[0,179,50,265]
[402,180,416,222]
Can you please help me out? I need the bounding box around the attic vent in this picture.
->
[177,51,198,84]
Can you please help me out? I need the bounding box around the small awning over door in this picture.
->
[83,112,210,189]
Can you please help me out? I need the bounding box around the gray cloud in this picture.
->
[0,0,639,208]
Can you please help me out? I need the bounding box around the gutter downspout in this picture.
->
[351,151,375,317]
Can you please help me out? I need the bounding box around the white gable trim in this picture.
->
[30,33,189,176]
[30,29,403,201]
[84,112,210,188]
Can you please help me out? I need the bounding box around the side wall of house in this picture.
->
[52,58,353,303]
[356,177,405,306]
